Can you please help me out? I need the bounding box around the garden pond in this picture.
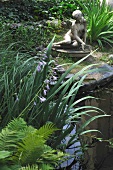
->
[55,52,113,170]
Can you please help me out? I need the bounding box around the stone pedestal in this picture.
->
[52,44,91,58]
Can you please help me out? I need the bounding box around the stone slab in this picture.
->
[52,48,90,58]
[79,64,113,94]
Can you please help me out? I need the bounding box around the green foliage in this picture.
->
[0,165,20,170]
[0,118,66,169]
[0,151,11,159]
[0,22,109,168]
[19,164,53,170]
[106,138,113,149]
[0,0,111,168]
[0,21,50,55]
[78,0,113,48]
[0,0,36,22]
[0,37,109,170]
[0,0,79,21]
[48,0,78,19]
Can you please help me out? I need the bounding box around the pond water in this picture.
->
[59,124,82,170]
[61,85,113,170]
[83,85,113,170]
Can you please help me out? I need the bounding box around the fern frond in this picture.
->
[0,118,65,168]
[0,151,11,159]
[20,164,53,170]
[15,133,46,165]
[15,133,66,167]
[37,146,67,166]
[0,129,19,151]
[7,118,27,131]
[36,122,58,140]
[20,165,38,170]
[39,164,53,170]
[0,118,34,152]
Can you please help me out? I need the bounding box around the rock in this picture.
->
[79,64,113,94]
[46,19,61,28]
[53,66,65,73]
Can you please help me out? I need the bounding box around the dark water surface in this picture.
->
[60,85,113,170]
[84,86,113,170]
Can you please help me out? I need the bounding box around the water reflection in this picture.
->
[84,87,113,170]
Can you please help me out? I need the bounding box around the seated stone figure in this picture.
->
[53,10,87,51]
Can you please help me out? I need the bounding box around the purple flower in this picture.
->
[36,65,41,72]
[52,76,57,80]
[46,84,50,90]
[45,47,48,51]
[42,61,46,66]
[43,54,48,59]
[39,61,44,66]
[44,79,49,84]
[53,71,57,75]
[36,61,47,72]
[43,89,47,96]
[49,80,57,85]
[39,96,46,103]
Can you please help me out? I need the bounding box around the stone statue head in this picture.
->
[72,10,83,21]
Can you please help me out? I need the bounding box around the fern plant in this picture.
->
[0,118,67,169]
[19,164,53,170]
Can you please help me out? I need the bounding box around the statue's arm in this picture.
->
[83,19,87,43]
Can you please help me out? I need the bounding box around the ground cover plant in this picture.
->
[0,21,50,53]
[0,0,80,21]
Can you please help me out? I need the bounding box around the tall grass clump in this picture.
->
[78,0,113,48]
[0,37,109,168]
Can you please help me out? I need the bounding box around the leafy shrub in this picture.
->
[48,0,78,19]
[78,0,113,48]
[0,0,36,21]
[0,0,79,21]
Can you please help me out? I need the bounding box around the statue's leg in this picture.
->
[72,40,78,47]
[73,42,85,51]
[53,35,71,46]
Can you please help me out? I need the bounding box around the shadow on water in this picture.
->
[83,84,113,170]
[59,87,113,170]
